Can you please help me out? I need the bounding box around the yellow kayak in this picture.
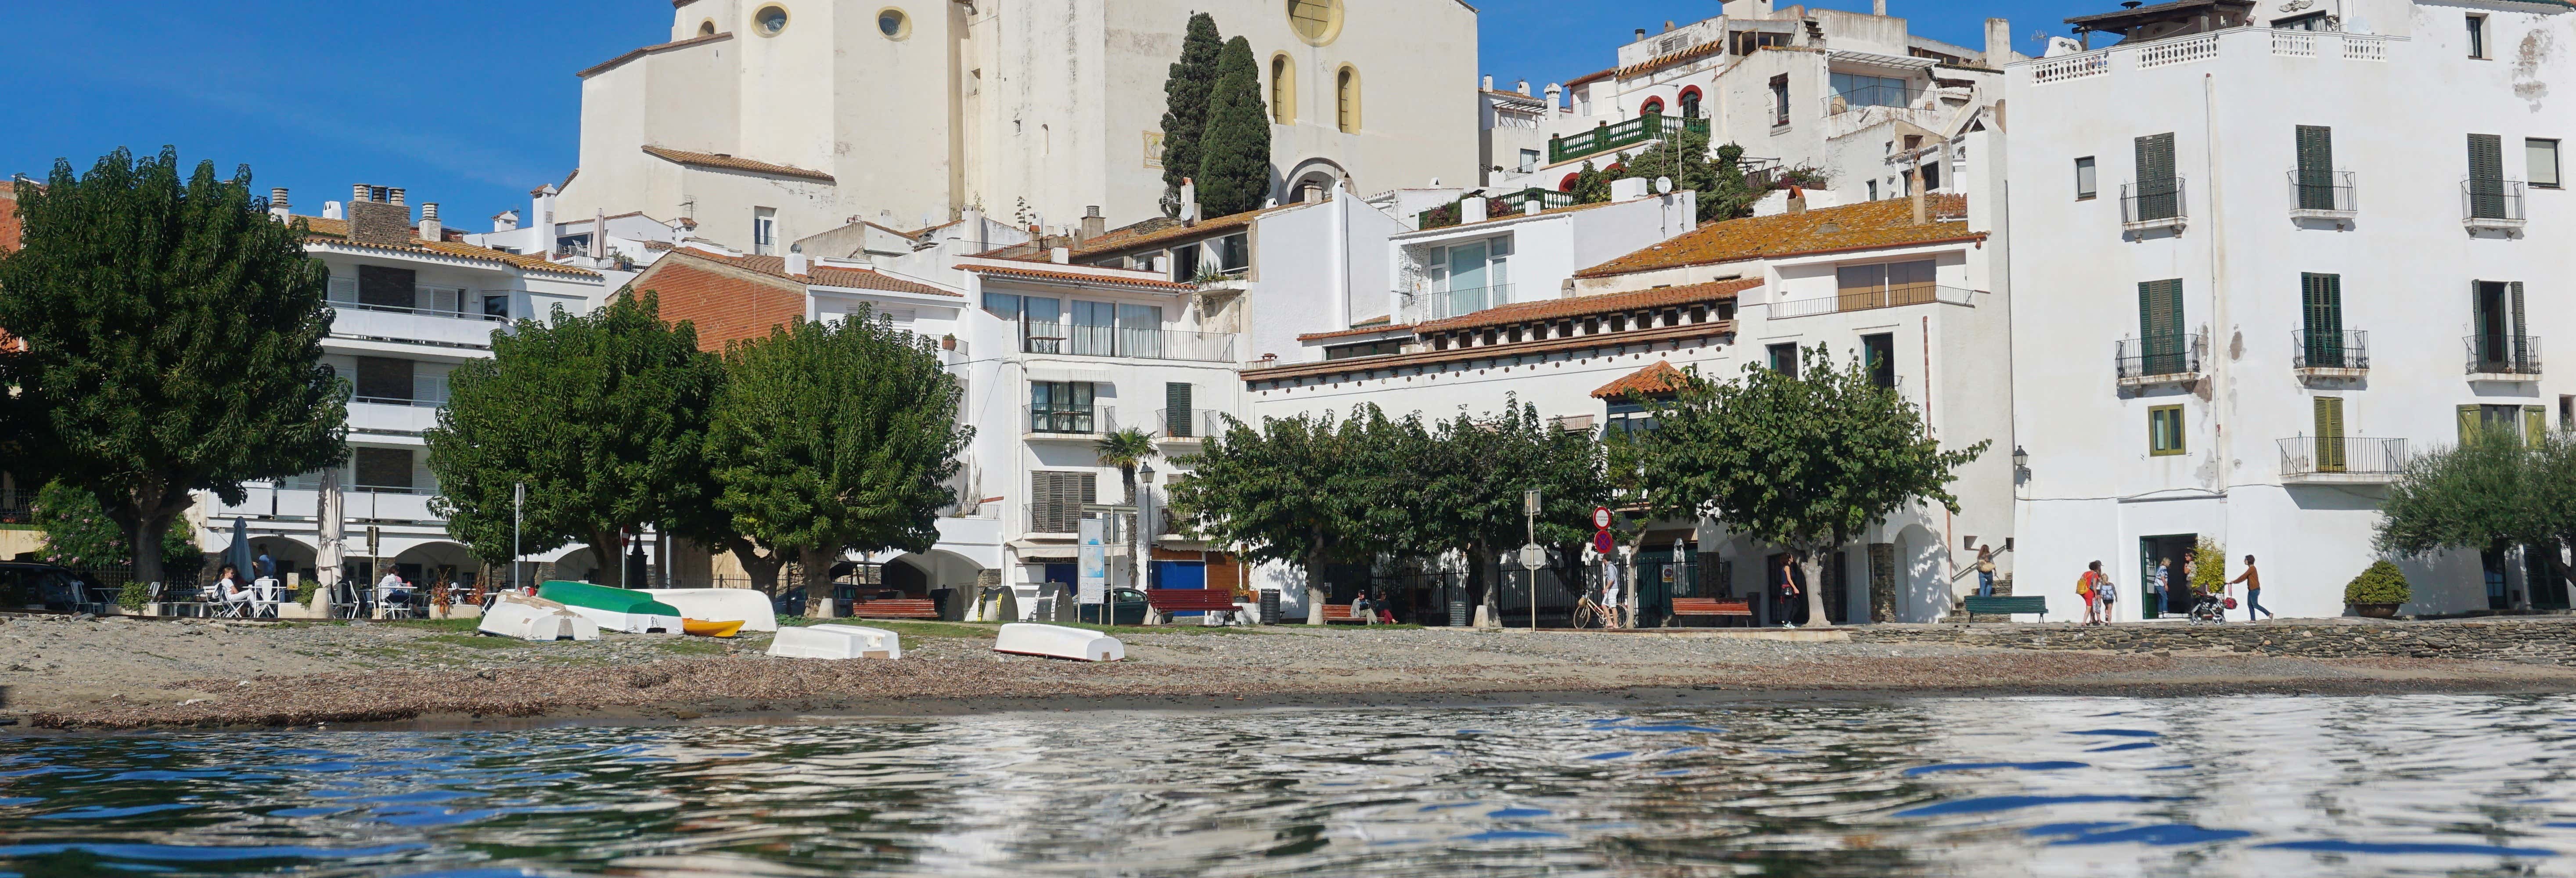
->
[682,619,745,638]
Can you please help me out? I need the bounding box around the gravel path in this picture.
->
[9,615,2576,730]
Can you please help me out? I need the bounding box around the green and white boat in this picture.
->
[535,580,684,634]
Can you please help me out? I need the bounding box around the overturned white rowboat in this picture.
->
[536,581,683,634]
[477,595,601,641]
[994,623,1123,662]
[768,624,902,660]
[643,588,780,633]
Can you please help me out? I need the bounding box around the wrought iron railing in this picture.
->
[1020,322,1234,362]
[1025,500,1096,535]
[2121,178,2187,228]
[1548,113,1711,165]
[2291,329,2368,371]
[1770,285,1976,319]
[2115,333,2204,380]
[1156,408,1227,440]
[1029,403,1116,435]
[2465,334,2542,375]
[2279,435,2407,477]
[2288,169,2357,216]
[2463,178,2527,224]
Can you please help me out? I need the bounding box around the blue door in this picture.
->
[1154,561,1208,615]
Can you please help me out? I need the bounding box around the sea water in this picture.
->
[3,694,2574,876]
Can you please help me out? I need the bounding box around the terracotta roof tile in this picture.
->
[1574,195,1978,279]
[1067,203,1311,258]
[640,145,834,183]
[1297,320,1412,342]
[293,215,351,237]
[682,249,959,297]
[1590,361,1690,399]
[1414,278,1758,334]
[578,31,733,79]
[962,263,1196,291]
[294,215,601,278]
[1243,319,1734,384]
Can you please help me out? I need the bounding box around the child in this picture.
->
[2078,561,2105,625]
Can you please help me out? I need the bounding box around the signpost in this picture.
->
[1522,490,1542,630]
[1078,517,1108,623]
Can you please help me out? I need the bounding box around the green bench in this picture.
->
[1963,595,2049,621]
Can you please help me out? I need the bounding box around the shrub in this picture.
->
[2188,536,2228,594]
[2345,560,2412,605]
[119,579,151,610]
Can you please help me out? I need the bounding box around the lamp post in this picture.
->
[1137,462,1157,591]
[512,482,524,593]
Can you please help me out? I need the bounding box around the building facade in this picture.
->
[2005,0,2576,619]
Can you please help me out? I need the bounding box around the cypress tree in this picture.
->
[1196,36,1274,217]
[1158,13,1225,211]
[0,148,348,588]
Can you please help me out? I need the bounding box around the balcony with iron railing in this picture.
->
[1156,408,1228,442]
[2463,179,2528,233]
[1399,284,1514,325]
[1027,403,1119,439]
[2291,329,2369,378]
[1770,284,1978,320]
[2115,333,2204,385]
[2279,436,2408,484]
[2287,170,2358,220]
[1418,188,1578,230]
[1548,113,1710,165]
[1018,322,1235,363]
[2121,179,2187,233]
[2466,334,2542,378]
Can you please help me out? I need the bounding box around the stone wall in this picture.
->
[1853,618,2576,666]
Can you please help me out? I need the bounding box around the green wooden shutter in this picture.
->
[1166,382,1194,438]
[2302,273,2344,367]
[2461,405,2484,444]
[2511,281,2529,369]
[2528,406,2549,446]
[2314,396,2346,471]
[2470,133,2506,218]
[2296,126,2335,210]
[2135,133,2177,220]
[2139,279,2185,373]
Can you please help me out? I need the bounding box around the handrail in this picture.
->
[2290,329,2368,371]
[1770,285,1978,319]
[2279,435,2407,476]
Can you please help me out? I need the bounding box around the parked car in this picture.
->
[0,563,107,612]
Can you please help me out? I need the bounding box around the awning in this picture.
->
[1025,365,1115,384]
[1009,541,1081,560]
[1827,50,1938,71]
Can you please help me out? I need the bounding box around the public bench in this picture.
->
[1320,604,1395,624]
[848,598,940,620]
[1962,595,2049,621]
[1144,589,1241,624]
[1668,597,1753,626]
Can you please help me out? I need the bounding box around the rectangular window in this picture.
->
[1828,72,1911,110]
[2133,133,2178,220]
[1117,302,1164,358]
[1604,398,1666,439]
[2313,396,2346,472]
[1029,381,1096,434]
[1866,180,1879,201]
[1216,233,1250,273]
[1769,74,1790,126]
[2468,14,2488,58]
[2138,279,2187,374]
[1170,244,1201,281]
[1019,295,1064,353]
[1324,339,1403,360]
[1030,470,1098,533]
[356,266,417,309]
[2530,138,2562,188]
[354,447,415,493]
[2274,11,2329,30]
[1069,300,1117,356]
[1835,259,1936,311]
[1165,382,1195,438]
[2148,405,2186,456]
[1518,148,1541,173]
[1862,333,1896,389]
[1767,342,1799,377]
[2471,280,2529,371]
[752,207,778,256]
[2562,394,2575,430]
[480,293,511,319]
[2300,273,2347,368]
[354,357,414,403]
[982,291,1022,321]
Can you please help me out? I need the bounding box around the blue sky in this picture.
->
[0,0,2090,230]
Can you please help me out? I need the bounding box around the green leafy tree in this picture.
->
[2189,535,2229,595]
[1632,348,1986,624]
[1195,36,1274,217]
[1158,12,1226,214]
[1166,407,1412,613]
[2344,560,2412,606]
[28,481,200,576]
[0,148,346,588]
[698,310,972,595]
[1411,399,1609,619]
[1598,130,1773,222]
[1567,159,1613,205]
[2374,427,2576,601]
[425,292,720,585]
[1096,427,1160,588]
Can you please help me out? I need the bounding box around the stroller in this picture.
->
[2188,590,2234,622]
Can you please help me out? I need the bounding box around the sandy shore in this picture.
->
[9,615,2576,730]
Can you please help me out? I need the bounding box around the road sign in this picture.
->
[1518,543,1547,569]
[1591,506,1612,529]
[1523,489,1542,516]
[1591,529,1614,554]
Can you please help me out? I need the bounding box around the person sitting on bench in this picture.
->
[215,565,255,618]
[1350,591,1376,625]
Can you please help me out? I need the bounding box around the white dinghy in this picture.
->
[477,594,601,641]
[642,588,780,633]
[767,624,902,660]
[994,623,1123,662]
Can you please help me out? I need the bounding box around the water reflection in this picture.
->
[0,695,2570,876]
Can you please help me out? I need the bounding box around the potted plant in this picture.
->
[2345,560,2411,618]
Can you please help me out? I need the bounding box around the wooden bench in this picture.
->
[849,598,940,620]
[1962,595,2048,621]
[1320,604,1394,624]
[1668,597,1754,626]
[1145,589,1240,616]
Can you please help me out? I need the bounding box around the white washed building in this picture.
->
[2004,0,2576,619]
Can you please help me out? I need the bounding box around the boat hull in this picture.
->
[537,581,684,634]
[768,624,902,660]
[994,623,1123,662]
[477,595,600,641]
[643,589,780,632]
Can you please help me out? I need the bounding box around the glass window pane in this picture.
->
[2531,139,2561,187]
[982,292,1021,320]
[2075,157,2097,198]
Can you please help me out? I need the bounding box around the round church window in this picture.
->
[1287,0,1344,46]
[755,5,789,36]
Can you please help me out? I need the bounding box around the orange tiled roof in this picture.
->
[680,249,959,297]
[1242,318,1733,384]
[1615,39,1730,79]
[1297,320,1411,342]
[640,146,835,183]
[1414,277,1759,334]
[1564,67,1618,88]
[962,263,1196,291]
[577,31,732,79]
[294,214,601,278]
[1590,361,1690,399]
[1068,203,1310,258]
[1574,195,1978,279]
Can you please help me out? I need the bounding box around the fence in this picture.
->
[2292,329,2368,371]
[1549,114,1710,165]
[2465,334,2542,375]
[2288,169,2357,216]
[2116,333,2204,380]
[2279,436,2408,477]
[2121,178,2187,228]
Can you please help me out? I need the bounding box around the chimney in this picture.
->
[1873,0,1887,15]
[1516,79,1530,96]
[1985,18,2012,64]
[1787,185,1807,213]
[1180,177,1200,223]
[1049,246,1071,264]
[1545,82,1563,107]
[962,206,986,249]
[1080,205,1105,241]
[1461,197,1488,224]
[267,187,291,223]
[492,209,520,233]
[1910,166,1928,225]
[353,183,370,205]
[418,202,442,241]
[1664,20,1675,32]
[387,187,405,206]
[591,209,605,259]
[1482,74,1493,91]
[1634,28,1647,41]
[343,182,414,246]
[785,245,808,275]
[323,201,344,220]
[530,184,558,240]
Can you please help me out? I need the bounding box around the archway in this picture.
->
[394,540,482,592]
[1280,157,1350,204]
[1639,96,1665,116]
[246,535,318,583]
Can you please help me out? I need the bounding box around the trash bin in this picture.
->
[1258,589,1281,625]
[1448,600,1470,627]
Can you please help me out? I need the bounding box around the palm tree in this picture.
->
[1095,427,1159,504]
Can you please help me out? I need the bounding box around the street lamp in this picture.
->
[1137,462,1157,592]
[2011,445,2030,476]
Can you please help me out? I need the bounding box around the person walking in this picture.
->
[2097,569,2119,623]
[1975,545,1997,597]
[1775,553,1802,629]
[2151,556,2173,617]
[2078,561,2105,625]
[2229,555,2274,622]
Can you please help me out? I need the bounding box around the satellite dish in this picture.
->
[1655,176,1674,194]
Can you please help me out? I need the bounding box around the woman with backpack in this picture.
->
[2078,561,2107,625]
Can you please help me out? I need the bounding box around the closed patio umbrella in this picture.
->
[227,518,252,580]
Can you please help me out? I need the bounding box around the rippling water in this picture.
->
[5,694,2576,876]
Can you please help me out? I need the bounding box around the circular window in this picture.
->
[754,5,788,36]
[1287,0,1344,46]
[878,8,910,40]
